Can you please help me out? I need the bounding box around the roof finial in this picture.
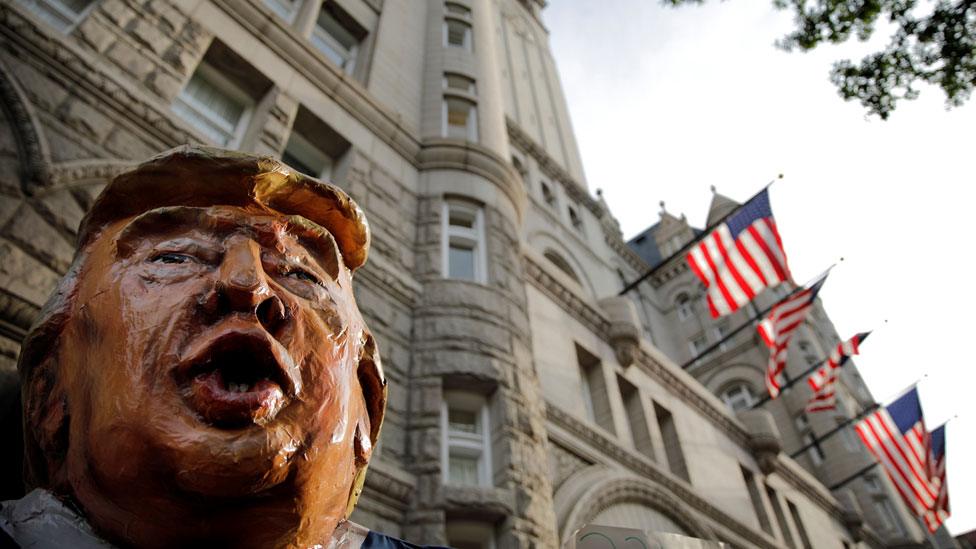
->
[710,184,716,194]
[659,200,666,214]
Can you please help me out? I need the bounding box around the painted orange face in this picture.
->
[55,204,372,547]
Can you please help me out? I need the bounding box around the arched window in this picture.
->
[543,249,580,284]
[674,293,692,320]
[721,383,756,412]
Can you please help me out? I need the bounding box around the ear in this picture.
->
[22,357,69,489]
[356,331,386,448]
[344,331,386,517]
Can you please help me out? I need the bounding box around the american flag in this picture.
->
[854,388,941,522]
[758,275,827,398]
[687,189,792,318]
[923,424,950,533]
[805,332,871,413]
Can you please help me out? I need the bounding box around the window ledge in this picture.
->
[439,484,513,520]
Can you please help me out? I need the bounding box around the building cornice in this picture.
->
[604,230,651,274]
[418,139,526,223]
[506,119,597,213]
[526,256,855,526]
[524,254,750,446]
[633,348,751,448]
[546,403,781,549]
[524,256,610,339]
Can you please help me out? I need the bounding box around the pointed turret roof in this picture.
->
[705,186,740,227]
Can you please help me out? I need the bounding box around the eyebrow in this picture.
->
[116,206,342,279]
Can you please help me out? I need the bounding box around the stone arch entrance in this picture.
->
[555,465,714,544]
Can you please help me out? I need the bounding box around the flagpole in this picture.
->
[679,266,834,370]
[749,330,872,410]
[617,176,782,297]
[828,462,878,491]
[789,404,880,459]
[789,379,923,459]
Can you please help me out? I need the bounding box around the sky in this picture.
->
[544,0,976,537]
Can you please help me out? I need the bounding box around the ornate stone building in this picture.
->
[0,0,948,547]
[627,197,949,547]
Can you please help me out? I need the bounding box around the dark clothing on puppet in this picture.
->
[0,489,445,549]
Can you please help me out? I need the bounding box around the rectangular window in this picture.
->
[443,97,478,141]
[787,500,813,549]
[675,294,693,320]
[801,433,825,466]
[443,200,485,282]
[713,321,730,351]
[660,234,684,257]
[540,179,556,208]
[794,413,824,467]
[264,0,299,21]
[173,42,272,148]
[689,334,707,357]
[874,499,902,534]
[617,376,654,460]
[568,205,583,232]
[741,467,772,534]
[864,475,903,535]
[444,19,473,50]
[281,105,350,181]
[18,0,94,31]
[653,401,689,482]
[312,2,365,74]
[765,485,796,548]
[442,393,491,487]
[577,344,615,433]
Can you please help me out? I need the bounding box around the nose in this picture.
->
[217,239,271,312]
[213,239,288,333]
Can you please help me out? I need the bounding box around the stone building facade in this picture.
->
[0,0,946,547]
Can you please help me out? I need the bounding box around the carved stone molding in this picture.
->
[418,139,526,224]
[505,119,597,215]
[1,4,197,180]
[633,348,752,448]
[524,256,610,339]
[547,406,778,549]
[439,485,515,522]
[0,290,38,342]
[362,460,415,511]
[649,255,692,288]
[0,55,50,192]
[604,231,650,274]
[46,159,136,191]
[772,460,847,523]
[564,469,713,541]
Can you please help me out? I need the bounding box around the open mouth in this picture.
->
[176,330,299,428]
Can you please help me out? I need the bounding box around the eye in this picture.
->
[149,252,197,265]
[286,268,322,286]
